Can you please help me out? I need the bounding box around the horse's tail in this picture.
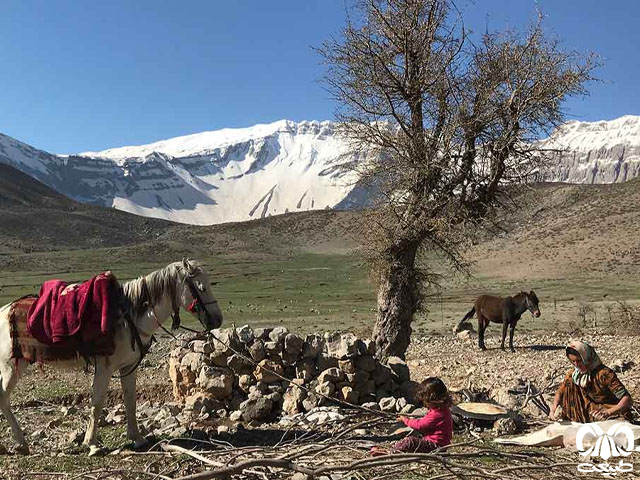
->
[454,307,476,332]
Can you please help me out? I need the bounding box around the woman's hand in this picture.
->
[592,408,612,421]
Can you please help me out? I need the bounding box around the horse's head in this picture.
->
[525,290,541,318]
[179,258,223,330]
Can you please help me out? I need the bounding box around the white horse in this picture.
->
[0,259,222,455]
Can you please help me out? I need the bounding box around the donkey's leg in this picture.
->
[500,321,508,351]
[509,323,517,353]
[0,359,29,454]
[84,359,111,455]
[120,368,146,448]
[477,315,487,350]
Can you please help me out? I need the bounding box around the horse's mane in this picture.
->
[121,260,203,319]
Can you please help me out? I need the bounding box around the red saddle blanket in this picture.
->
[22,272,119,358]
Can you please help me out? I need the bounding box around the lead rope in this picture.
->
[178,326,403,420]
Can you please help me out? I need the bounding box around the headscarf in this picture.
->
[566,340,602,387]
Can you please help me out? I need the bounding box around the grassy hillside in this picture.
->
[0,165,638,338]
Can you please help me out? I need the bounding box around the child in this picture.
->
[372,377,453,455]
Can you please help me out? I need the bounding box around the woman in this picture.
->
[550,340,633,423]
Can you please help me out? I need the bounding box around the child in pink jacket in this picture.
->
[372,377,453,454]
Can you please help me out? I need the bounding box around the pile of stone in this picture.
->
[169,326,416,423]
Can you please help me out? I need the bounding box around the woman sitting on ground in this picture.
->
[372,377,453,455]
[550,340,633,423]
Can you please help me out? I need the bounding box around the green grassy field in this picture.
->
[2,244,638,339]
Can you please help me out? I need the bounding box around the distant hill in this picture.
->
[1,159,639,288]
[0,163,172,253]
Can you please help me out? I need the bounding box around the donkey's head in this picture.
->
[524,290,541,318]
[179,258,223,330]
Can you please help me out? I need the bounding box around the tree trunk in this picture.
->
[372,243,420,360]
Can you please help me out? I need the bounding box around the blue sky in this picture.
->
[0,0,638,153]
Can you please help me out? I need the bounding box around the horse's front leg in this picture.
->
[509,323,517,353]
[120,367,147,449]
[84,359,112,456]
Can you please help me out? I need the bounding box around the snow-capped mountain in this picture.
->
[1,116,639,226]
[538,115,640,183]
[0,120,365,225]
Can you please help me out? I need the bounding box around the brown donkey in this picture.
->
[456,291,541,352]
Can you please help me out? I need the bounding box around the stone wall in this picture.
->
[169,326,416,422]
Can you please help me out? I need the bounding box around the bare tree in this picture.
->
[319,0,597,358]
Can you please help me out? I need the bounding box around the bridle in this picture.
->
[183,274,219,328]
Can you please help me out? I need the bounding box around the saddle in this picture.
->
[9,273,120,363]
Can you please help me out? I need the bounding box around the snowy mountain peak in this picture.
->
[546,115,640,152]
[80,119,337,162]
[1,116,640,226]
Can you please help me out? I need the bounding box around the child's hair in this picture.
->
[416,377,451,407]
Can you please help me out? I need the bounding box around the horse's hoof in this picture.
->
[15,444,29,455]
[88,445,104,457]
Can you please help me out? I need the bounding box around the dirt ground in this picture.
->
[0,328,638,479]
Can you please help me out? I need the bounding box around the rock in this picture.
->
[355,355,376,373]
[230,410,243,422]
[292,473,313,480]
[264,341,282,355]
[240,397,273,422]
[397,380,419,403]
[227,354,254,375]
[347,370,369,386]
[254,328,272,340]
[198,367,234,399]
[303,334,324,358]
[248,339,266,362]
[269,326,289,344]
[296,359,316,383]
[457,329,476,342]
[386,357,410,383]
[318,367,345,384]
[180,352,206,372]
[340,386,359,404]
[209,349,231,368]
[453,320,475,334]
[284,334,305,355]
[283,383,307,416]
[493,417,517,435]
[305,407,345,425]
[379,397,396,412]
[265,391,282,403]
[325,332,359,359]
[492,387,520,410]
[338,359,357,374]
[191,340,212,354]
[373,364,392,386]
[185,392,225,413]
[361,401,379,410]
[315,381,335,397]
[316,353,338,371]
[217,425,230,435]
[210,328,241,352]
[395,397,408,412]
[236,325,254,344]
[238,374,254,393]
[254,359,284,383]
[282,352,299,367]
